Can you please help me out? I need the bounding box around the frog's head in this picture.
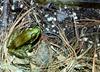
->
[30,26,42,37]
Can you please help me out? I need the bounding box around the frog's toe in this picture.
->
[15,52,28,59]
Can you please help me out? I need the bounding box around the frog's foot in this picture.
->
[8,49,28,59]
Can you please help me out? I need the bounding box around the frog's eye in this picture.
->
[29,28,33,30]
[33,28,41,34]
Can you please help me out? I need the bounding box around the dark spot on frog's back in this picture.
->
[7,42,16,49]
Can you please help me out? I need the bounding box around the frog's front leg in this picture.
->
[9,49,28,59]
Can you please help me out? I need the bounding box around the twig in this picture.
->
[92,47,96,72]
[52,21,77,58]
[2,0,9,27]
[1,0,9,61]
[76,19,100,23]
[77,44,92,59]
[73,19,80,42]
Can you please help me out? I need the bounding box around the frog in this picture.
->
[7,25,42,59]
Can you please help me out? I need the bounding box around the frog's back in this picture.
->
[14,30,33,48]
[8,26,41,49]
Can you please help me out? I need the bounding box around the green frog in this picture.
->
[7,26,42,59]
